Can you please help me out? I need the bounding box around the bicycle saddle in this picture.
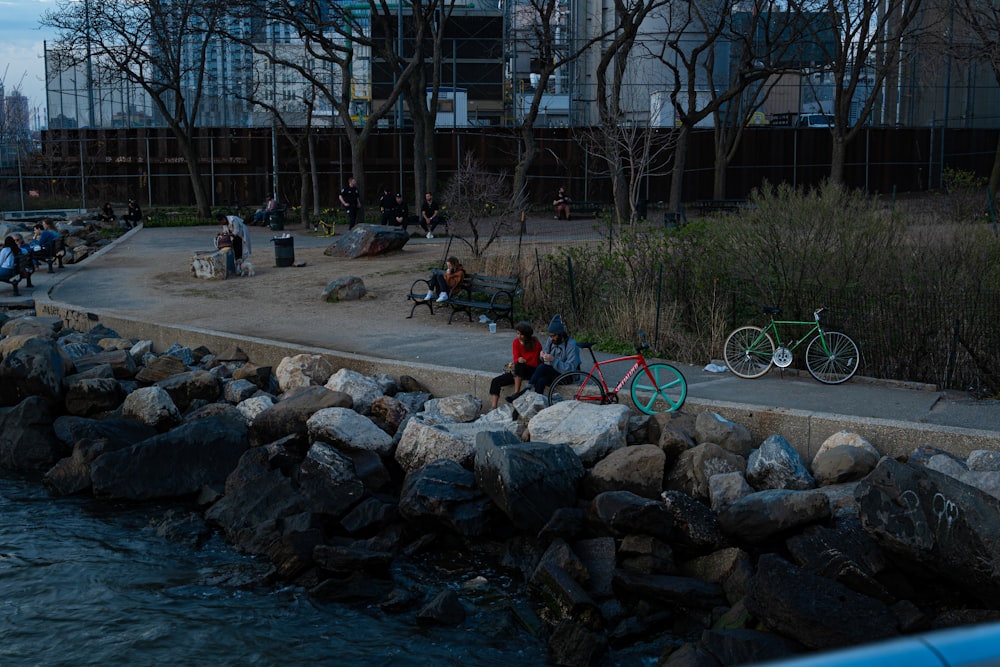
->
[577,342,594,349]
[762,306,781,315]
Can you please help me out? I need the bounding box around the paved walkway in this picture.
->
[4,217,998,456]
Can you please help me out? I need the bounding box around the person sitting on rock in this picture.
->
[489,321,541,409]
[97,202,116,223]
[509,314,580,399]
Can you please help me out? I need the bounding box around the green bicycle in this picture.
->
[723,307,860,384]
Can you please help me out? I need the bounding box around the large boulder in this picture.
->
[329,224,409,258]
[306,407,394,457]
[89,413,250,500]
[856,456,1000,603]
[587,444,665,499]
[398,459,495,536]
[0,396,65,471]
[156,369,222,412]
[746,435,815,491]
[474,430,585,532]
[323,368,384,415]
[249,386,352,447]
[0,337,70,407]
[274,354,335,392]
[665,443,746,501]
[527,401,631,466]
[395,418,518,471]
[716,489,831,544]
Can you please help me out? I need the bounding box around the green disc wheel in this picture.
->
[547,371,606,406]
[724,326,775,379]
[630,363,687,414]
[806,331,860,384]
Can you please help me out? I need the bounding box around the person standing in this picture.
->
[489,322,542,409]
[378,186,396,226]
[420,191,442,238]
[339,177,361,229]
[217,213,251,271]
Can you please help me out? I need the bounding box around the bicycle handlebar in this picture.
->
[813,307,828,322]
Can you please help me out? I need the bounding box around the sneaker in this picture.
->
[554,216,560,220]
[426,232,434,239]
[423,290,435,301]
[505,388,527,403]
[436,292,449,302]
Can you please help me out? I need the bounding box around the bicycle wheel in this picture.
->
[546,371,606,406]
[630,363,687,414]
[724,326,775,378]
[806,331,860,384]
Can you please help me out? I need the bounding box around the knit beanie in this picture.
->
[548,314,566,335]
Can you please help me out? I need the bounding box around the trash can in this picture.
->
[271,235,294,267]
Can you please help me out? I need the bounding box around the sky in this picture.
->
[1,0,58,122]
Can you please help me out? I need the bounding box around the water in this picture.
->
[0,475,548,667]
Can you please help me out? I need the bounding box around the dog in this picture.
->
[238,260,256,277]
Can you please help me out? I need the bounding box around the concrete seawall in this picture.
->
[37,299,1000,462]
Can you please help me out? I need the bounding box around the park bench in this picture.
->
[4,251,35,296]
[34,236,66,273]
[406,273,522,328]
[566,201,605,219]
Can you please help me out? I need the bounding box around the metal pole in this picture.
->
[79,135,87,211]
[145,133,152,207]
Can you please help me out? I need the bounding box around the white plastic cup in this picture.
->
[489,322,497,334]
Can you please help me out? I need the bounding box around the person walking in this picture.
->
[339,177,361,229]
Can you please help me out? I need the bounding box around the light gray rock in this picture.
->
[223,378,260,404]
[395,418,518,471]
[306,407,394,457]
[274,354,335,392]
[527,401,631,466]
[926,453,1000,501]
[968,450,1000,471]
[813,430,879,461]
[236,395,274,422]
[708,471,754,513]
[122,385,181,429]
[424,394,482,423]
[324,368,383,415]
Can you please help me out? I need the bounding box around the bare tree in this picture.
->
[509,0,612,209]
[440,153,517,258]
[43,0,222,216]
[226,0,430,209]
[593,0,672,222]
[789,0,923,184]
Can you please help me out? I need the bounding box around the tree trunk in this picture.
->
[173,135,211,218]
[309,131,319,215]
[668,125,691,212]
[829,134,847,186]
[512,127,538,211]
[990,131,1000,203]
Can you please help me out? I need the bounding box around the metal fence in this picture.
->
[2,125,999,216]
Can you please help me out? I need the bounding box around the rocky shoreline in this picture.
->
[2,312,999,667]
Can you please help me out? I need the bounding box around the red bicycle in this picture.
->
[546,330,687,414]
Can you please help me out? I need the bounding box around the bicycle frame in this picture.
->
[578,352,652,398]
[760,318,823,352]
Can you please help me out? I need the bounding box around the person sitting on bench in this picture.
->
[553,187,572,220]
[0,237,20,281]
[423,256,466,303]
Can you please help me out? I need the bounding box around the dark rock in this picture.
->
[73,348,136,379]
[612,570,727,610]
[587,490,673,539]
[155,370,221,411]
[785,521,892,602]
[232,363,272,389]
[618,534,675,575]
[44,437,131,495]
[135,355,189,383]
[573,537,617,598]
[398,459,494,537]
[474,431,584,532]
[532,538,591,588]
[660,490,727,556]
[52,415,157,450]
[416,589,466,626]
[0,337,69,407]
[63,377,124,416]
[340,496,399,535]
[746,553,898,649]
[297,442,365,517]
[90,413,250,500]
[532,561,602,628]
[205,443,308,555]
[699,628,800,666]
[0,396,64,471]
[665,443,746,501]
[151,509,213,547]
[249,385,352,447]
[538,507,586,542]
[856,456,1000,604]
[660,643,721,667]
[716,489,830,544]
[313,541,394,575]
[548,620,608,667]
